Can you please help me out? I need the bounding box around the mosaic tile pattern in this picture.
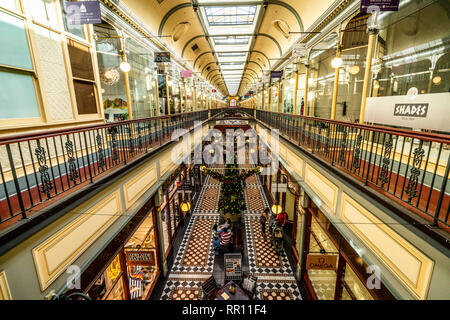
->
[249,219,282,268]
[199,188,220,211]
[245,187,266,211]
[182,218,214,266]
[169,287,202,300]
[260,289,294,300]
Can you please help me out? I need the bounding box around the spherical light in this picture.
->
[331,57,343,69]
[119,61,131,72]
[200,165,206,172]
[271,204,282,215]
[289,78,296,85]
[349,65,360,75]
[432,76,442,85]
[168,80,173,86]
[180,201,191,213]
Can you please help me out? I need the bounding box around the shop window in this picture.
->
[94,22,128,122]
[0,9,40,119]
[126,38,158,118]
[307,32,338,118]
[23,0,58,29]
[67,39,98,115]
[87,254,125,300]
[124,211,160,300]
[60,0,86,39]
[371,0,450,97]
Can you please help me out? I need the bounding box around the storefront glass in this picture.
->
[125,38,158,119]
[307,33,338,117]
[94,22,128,122]
[270,84,278,112]
[87,253,125,300]
[335,14,369,122]
[371,0,450,98]
[283,66,296,113]
[124,210,159,300]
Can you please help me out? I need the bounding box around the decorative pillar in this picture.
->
[331,49,341,120]
[359,29,377,124]
[304,65,309,116]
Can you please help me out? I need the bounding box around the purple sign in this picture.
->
[64,1,102,25]
[181,70,192,78]
[270,71,283,79]
[360,0,399,11]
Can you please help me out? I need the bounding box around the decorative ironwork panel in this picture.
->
[379,135,393,187]
[352,133,363,171]
[65,138,79,183]
[405,140,424,202]
[96,134,106,171]
[35,144,53,198]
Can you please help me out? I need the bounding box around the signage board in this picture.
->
[154,52,171,63]
[125,250,156,266]
[292,43,307,58]
[181,70,192,78]
[270,71,283,79]
[306,254,337,270]
[360,0,399,11]
[224,253,242,281]
[64,1,102,25]
[364,92,450,132]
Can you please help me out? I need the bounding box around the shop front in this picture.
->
[295,199,396,300]
[67,197,161,300]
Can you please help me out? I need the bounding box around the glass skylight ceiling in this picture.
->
[205,6,257,26]
[199,2,262,96]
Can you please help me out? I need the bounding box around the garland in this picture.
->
[202,164,261,215]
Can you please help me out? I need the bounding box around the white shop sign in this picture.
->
[364,92,450,132]
[293,43,307,58]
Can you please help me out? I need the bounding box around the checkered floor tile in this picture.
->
[182,218,214,267]
[169,287,202,300]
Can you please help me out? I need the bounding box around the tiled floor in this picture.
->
[158,162,302,300]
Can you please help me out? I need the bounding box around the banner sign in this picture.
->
[181,70,192,78]
[360,0,399,11]
[64,1,102,25]
[306,254,337,270]
[292,43,307,58]
[270,71,283,79]
[154,52,171,63]
[125,250,156,266]
[364,92,450,132]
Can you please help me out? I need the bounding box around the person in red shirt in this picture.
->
[276,211,288,227]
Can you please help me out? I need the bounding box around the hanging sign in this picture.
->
[154,52,171,63]
[292,43,307,58]
[306,254,337,270]
[270,71,283,79]
[125,250,156,266]
[360,0,399,11]
[181,70,192,78]
[364,92,450,132]
[64,1,102,25]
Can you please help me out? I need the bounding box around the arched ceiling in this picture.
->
[121,0,338,98]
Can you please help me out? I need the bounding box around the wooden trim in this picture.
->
[302,272,318,300]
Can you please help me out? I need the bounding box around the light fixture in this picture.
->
[180,200,191,213]
[432,76,442,85]
[120,61,131,72]
[373,80,380,89]
[331,56,343,69]
[271,204,282,215]
[168,80,173,86]
[200,165,206,172]
[289,78,296,85]
[349,65,360,75]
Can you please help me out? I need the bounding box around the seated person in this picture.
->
[212,224,220,240]
[276,211,288,227]
[218,218,232,233]
[215,227,233,255]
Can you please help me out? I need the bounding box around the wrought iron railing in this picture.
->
[239,108,450,230]
[0,110,209,228]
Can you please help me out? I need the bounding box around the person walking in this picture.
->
[260,208,269,239]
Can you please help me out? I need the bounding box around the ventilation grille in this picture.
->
[156,0,164,4]
[191,43,199,52]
